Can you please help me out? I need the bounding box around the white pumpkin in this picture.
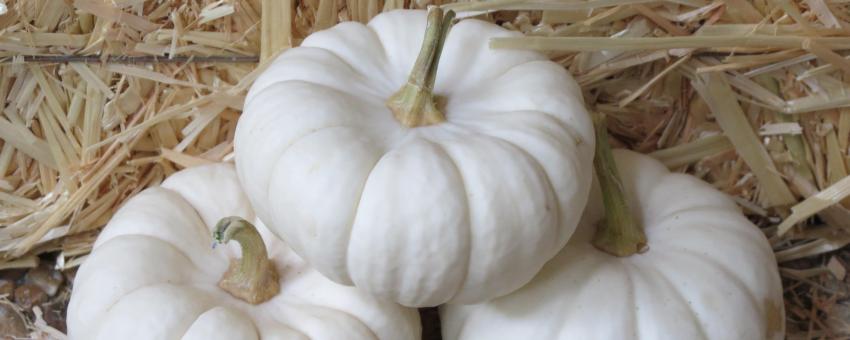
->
[441,149,785,340]
[234,8,594,307]
[67,163,421,340]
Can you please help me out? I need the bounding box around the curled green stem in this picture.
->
[591,114,648,257]
[386,7,455,128]
[213,216,280,304]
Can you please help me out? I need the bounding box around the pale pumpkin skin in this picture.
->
[441,150,785,340]
[235,10,594,307]
[67,164,421,340]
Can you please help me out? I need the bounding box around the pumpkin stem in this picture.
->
[591,114,648,257]
[385,7,454,128]
[213,216,280,304]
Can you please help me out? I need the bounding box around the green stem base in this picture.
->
[385,7,454,128]
[214,216,280,305]
[591,114,648,257]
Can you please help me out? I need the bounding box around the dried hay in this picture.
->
[0,0,849,336]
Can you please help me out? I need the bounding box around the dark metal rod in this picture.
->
[3,55,260,64]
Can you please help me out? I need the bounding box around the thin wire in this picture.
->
[2,55,260,64]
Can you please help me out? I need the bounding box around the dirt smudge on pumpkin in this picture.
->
[764,297,784,340]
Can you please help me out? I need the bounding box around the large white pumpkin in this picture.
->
[441,150,785,340]
[67,164,421,340]
[234,9,594,307]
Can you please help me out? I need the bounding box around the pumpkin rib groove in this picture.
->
[340,136,387,285]
[323,304,381,340]
[156,186,230,265]
[647,174,736,208]
[489,58,546,85]
[422,121,586,303]
[259,123,369,194]
[454,110,579,170]
[653,211,778,283]
[620,261,641,340]
[239,80,387,227]
[275,46,389,103]
[549,251,617,338]
[249,79,387,120]
[651,210,772,261]
[649,208,742,235]
[450,110,587,239]
[440,35,489,96]
[444,60,549,110]
[674,247,764,324]
[454,109,585,173]
[263,319,309,339]
[97,188,213,256]
[160,190,218,227]
[363,26,390,63]
[486,133,562,251]
[400,138,469,305]
[457,126,566,245]
[298,21,393,97]
[448,66,588,140]
[451,109,577,145]
[638,262,710,340]
[240,82,390,186]
[363,11,429,90]
[242,80,387,220]
[78,234,200,331]
[115,234,199,274]
[341,144,387,281]
[359,23,396,85]
[265,126,382,283]
[423,137,474,301]
[182,305,249,338]
[464,133,574,250]
[265,302,379,340]
[97,283,213,337]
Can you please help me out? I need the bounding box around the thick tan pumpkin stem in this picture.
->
[213,216,280,304]
[591,114,648,257]
[386,7,454,128]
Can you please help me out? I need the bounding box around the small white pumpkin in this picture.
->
[235,8,594,307]
[441,147,785,339]
[67,163,421,340]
